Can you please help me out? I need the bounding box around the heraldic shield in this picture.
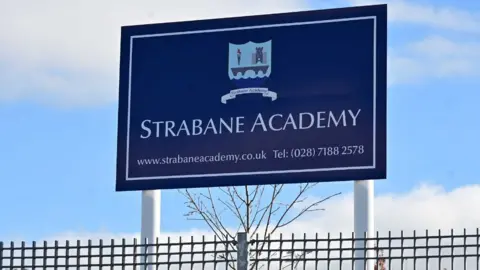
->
[221,40,277,104]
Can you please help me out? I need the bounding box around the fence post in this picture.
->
[0,241,3,269]
[237,232,248,270]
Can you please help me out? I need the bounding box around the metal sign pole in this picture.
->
[141,190,161,270]
[354,180,375,270]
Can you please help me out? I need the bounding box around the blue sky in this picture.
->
[0,0,479,241]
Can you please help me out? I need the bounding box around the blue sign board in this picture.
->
[116,4,387,191]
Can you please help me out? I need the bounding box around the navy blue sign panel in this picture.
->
[116,4,387,191]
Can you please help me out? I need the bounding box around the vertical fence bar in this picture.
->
[425,230,429,270]
[0,241,3,270]
[464,228,467,270]
[315,233,319,270]
[77,240,81,270]
[413,230,416,270]
[121,238,126,270]
[111,239,116,270]
[388,231,392,270]
[20,241,25,270]
[66,240,70,269]
[133,238,138,270]
[227,236,231,270]
[279,234,284,270]
[477,228,479,270]
[100,239,104,269]
[266,234,272,270]
[214,236,218,270]
[339,232,343,270]
[155,237,159,270]
[237,232,248,270]
[166,237,171,270]
[363,231,367,270]
[303,233,307,270]
[375,231,380,270]
[0,242,3,270]
[400,231,404,270]
[450,229,454,270]
[54,240,59,270]
[327,233,331,270]
[291,233,295,270]
[141,237,145,270]
[351,232,355,270]
[179,236,183,270]
[254,234,259,270]
[9,242,13,269]
[201,235,205,270]
[43,241,47,268]
[88,239,92,270]
[190,236,194,270]
[224,236,228,270]
[438,229,441,270]
[32,241,36,270]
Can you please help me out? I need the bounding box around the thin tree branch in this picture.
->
[250,184,283,238]
[252,184,341,266]
[249,186,266,226]
[181,189,226,240]
[245,185,251,232]
[206,188,236,240]
[262,184,284,239]
[277,192,342,228]
[181,183,341,270]
[226,186,248,231]
[180,189,238,258]
[233,186,247,204]
[268,183,318,235]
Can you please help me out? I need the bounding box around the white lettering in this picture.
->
[219,118,233,134]
[251,113,267,132]
[138,109,362,138]
[283,114,298,130]
[192,119,202,135]
[204,119,218,135]
[165,121,176,137]
[153,121,163,137]
[236,116,245,133]
[299,112,314,129]
[348,109,361,126]
[328,111,346,127]
[268,114,283,131]
[317,112,326,128]
[140,119,151,139]
[177,120,190,136]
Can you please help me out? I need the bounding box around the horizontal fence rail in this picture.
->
[1,229,479,270]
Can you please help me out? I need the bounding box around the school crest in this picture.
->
[221,40,277,104]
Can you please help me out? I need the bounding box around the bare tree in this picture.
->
[180,183,341,269]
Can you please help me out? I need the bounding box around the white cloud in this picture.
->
[388,35,480,85]
[24,183,480,239]
[3,183,479,269]
[0,0,306,107]
[2,0,480,106]
[345,0,480,84]
[348,0,480,33]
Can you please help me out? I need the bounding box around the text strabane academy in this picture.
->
[139,109,362,138]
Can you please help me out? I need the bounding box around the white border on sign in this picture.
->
[126,16,378,180]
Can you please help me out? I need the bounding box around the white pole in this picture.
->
[141,190,161,270]
[354,180,375,270]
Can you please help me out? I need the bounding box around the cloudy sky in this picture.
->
[0,0,479,244]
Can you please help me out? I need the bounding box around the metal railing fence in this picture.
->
[1,229,479,270]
